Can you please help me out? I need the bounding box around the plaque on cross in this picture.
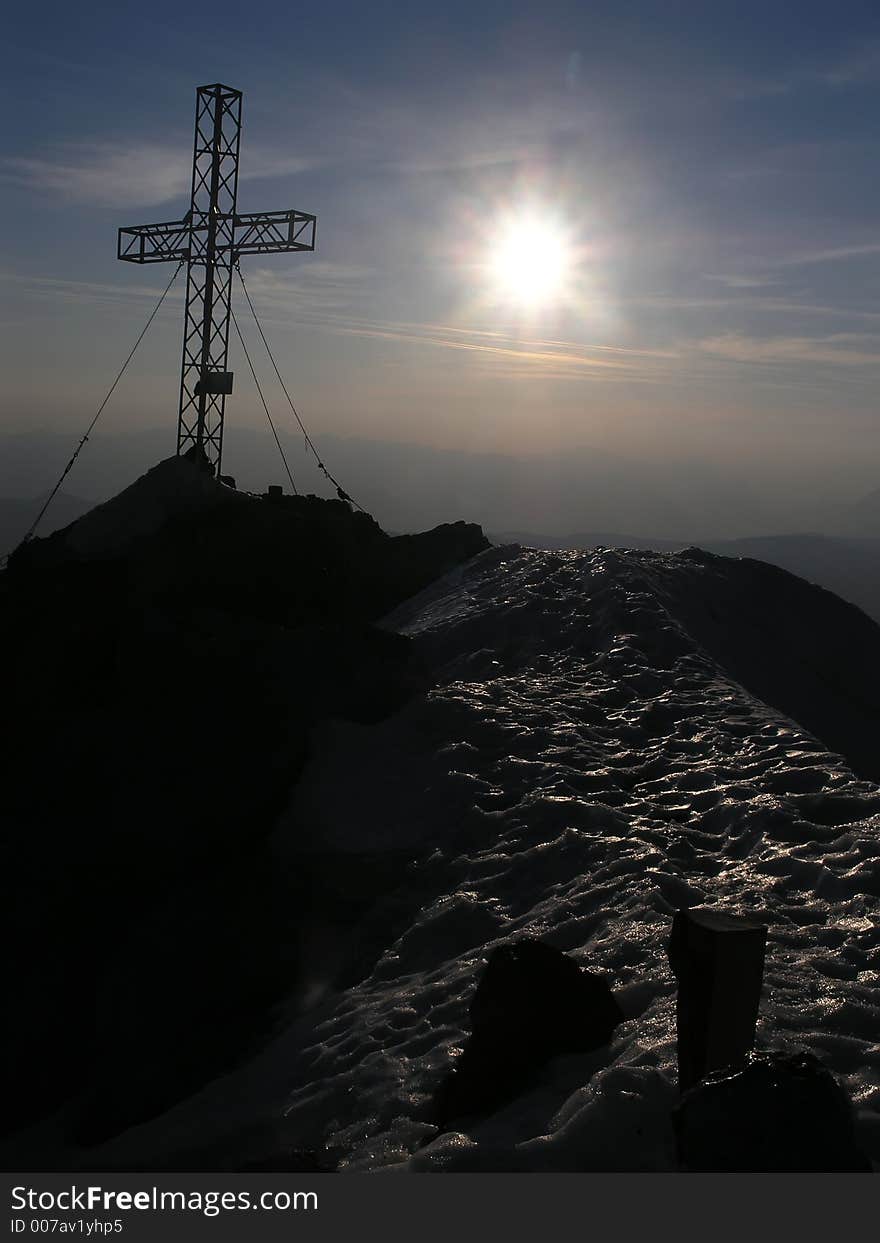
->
[118,83,315,476]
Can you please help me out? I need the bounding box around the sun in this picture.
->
[487,210,573,309]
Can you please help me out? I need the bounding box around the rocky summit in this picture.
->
[1,457,488,1147]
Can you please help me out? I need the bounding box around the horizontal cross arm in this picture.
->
[233,209,316,257]
[118,215,192,264]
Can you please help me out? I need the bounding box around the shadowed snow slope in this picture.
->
[54,543,880,1173]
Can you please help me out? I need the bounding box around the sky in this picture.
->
[3,1,880,537]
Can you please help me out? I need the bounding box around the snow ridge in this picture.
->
[79,545,880,1171]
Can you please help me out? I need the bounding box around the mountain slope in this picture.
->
[1,457,488,1150]
[17,542,879,1173]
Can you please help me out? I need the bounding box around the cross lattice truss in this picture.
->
[118,83,316,474]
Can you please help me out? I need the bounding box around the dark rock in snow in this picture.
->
[668,906,767,1092]
[673,1049,872,1171]
[432,938,624,1127]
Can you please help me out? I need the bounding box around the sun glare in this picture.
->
[488,212,572,309]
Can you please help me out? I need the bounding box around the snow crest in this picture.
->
[87,545,880,1171]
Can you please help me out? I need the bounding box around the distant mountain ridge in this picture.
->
[5,426,880,542]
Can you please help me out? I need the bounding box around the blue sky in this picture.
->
[3,1,880,530]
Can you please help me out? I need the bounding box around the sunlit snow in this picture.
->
[68,545,880,1171]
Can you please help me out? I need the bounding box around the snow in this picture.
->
[47,543,880,1171]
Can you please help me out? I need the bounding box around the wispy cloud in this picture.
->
[627,293,880,323]
[320,317,682,383]
[1,261,368,319]
[385,143,555,176]
[698,332,880,367]
[1,144,190,208]
[1,270,186,308]
[815,42,880,88]
[772,242,880,268]
[1,141,321,209]
[237,263,375,315]
[412,322,676,359]
[703,273,781,290]
[722,41,880,101]
[223,269,682,381]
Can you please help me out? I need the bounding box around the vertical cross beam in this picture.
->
[178,84,242,471]
[118,84,316,479]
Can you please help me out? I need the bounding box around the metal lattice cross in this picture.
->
[118,83,315,476]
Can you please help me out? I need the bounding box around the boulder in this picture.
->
[673,1049,871,1171]
[432,938,624,1127]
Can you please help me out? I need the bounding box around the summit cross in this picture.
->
[118,83,316,475]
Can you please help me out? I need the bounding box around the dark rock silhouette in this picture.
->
[11,454,243,564]
[673,1049,871,1171]
[667,906,767,1092]
[1,457,488,1152]
[432,938,624,1127]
